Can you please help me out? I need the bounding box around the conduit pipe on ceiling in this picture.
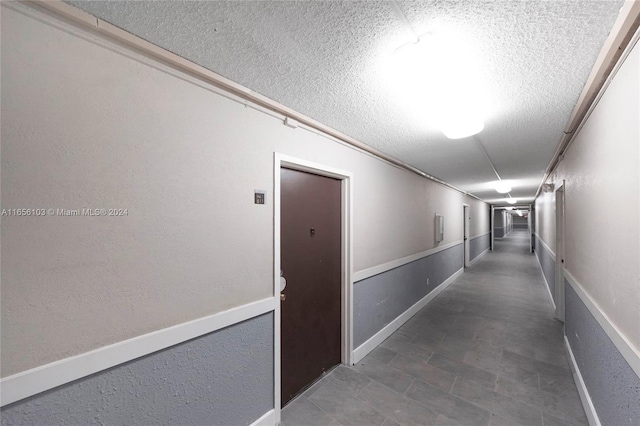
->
[29,0,484,203]
[535,0,640,199]
[473,136,502,182]
[390,0,420,43]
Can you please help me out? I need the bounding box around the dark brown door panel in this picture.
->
[280,168,341,406]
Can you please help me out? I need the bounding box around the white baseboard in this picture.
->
[1,297,276,407]
[352,267,464,364]
[564,336,601,426]
[469,247,489,266]
[534,250,556,311]
[251,409,276,426]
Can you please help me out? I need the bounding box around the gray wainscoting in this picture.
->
[535,235,555,301]
[494,227,506,238]
[470,233,490,261]
[353,244,463,347]
[1,313,274,426]
[565,283,640,425]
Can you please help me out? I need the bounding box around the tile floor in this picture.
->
[280,230,587,426]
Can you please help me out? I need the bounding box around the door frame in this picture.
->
[554,182,566,322]
[528,204,534,253]
[273,153,353,418]
[490,206,495,251]
[463,204,470,267]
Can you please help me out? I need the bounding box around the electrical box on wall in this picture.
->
[435,214,444,242]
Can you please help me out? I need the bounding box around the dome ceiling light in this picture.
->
[387,1,485,140]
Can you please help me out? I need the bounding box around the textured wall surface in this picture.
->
[64,0,623,201]
[1,4,489,375]
[470,233,490,261]
[0,313,274,426]
[468,198,490,239]
[494,227,505,238]
[565,284,640,426]
[353,244,463,347]
[535,235,555,303]
[544,41,640,348]
[535,191,556,253]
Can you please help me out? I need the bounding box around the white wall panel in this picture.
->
[1,5,489,375]
[537,40,639,349]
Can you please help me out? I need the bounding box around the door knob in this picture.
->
[280,293,287,302]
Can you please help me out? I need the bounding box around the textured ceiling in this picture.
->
[67,0,624,204]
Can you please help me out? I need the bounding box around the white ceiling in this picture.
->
[66,0,624,205]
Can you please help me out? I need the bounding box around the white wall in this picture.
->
[469,197,490,238]
[535,190,556,253]
[0,4,489,376]
[536,39,639,349]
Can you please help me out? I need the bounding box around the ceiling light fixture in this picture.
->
[506,198,517,205]
[385,5,485,139]
[440,116,485,140]
[495,182,512,193]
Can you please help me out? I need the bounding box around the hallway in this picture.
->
[281,231,587,426]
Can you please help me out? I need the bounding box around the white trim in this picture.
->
[463,204,471,268]
[563,270,640,378]
[0,297,275,407]
[533,232,556,261]
[274,153,354,420]
[534,249,556,311]
[353,240,463,282]
[352,267,464,364]
[273,156,283,422]
[564,336,601,426]
[490,206,495,251]
[554,184,565,322]
[528,204,533,253]
[250,409,276,426]
[468,247,489,266]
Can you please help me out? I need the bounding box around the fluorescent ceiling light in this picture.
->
[384,34,487,137]
[495,182,512,193]
[440,116,484,139]
[506,198,517,204]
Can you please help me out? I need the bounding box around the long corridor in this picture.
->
[281,231,587,426]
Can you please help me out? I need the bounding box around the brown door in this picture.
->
[280,168,342,406]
